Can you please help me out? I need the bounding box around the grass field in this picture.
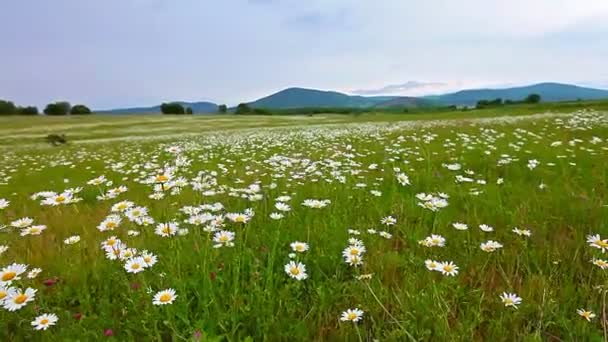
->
[1,106,608,341]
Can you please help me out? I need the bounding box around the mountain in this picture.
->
[248,87,398,109]
[98,101,218,114]
[429,82,608,106]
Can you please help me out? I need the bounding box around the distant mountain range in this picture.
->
[99,82,608,114]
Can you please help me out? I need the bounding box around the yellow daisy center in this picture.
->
[290,267,300,275]
[40,319,49,325]
[2,271,16,281]
[106,222,116,229]
[347,312,357,320]
[0,291,7,299]
[156,175,169,183]
[55,196,66,202]
[159,293,172,302]
[14,294,28,304]
[131,264,140,270]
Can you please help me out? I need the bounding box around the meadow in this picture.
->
[1,106,608,341]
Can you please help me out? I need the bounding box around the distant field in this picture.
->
[1,104,608,340]
[2,100,608,147]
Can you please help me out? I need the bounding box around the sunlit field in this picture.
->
[1,109,608,341]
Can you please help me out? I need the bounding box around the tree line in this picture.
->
[0,100,91,116]
[475,93,541,109]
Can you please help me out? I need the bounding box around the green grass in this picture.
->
[0,106,608,341]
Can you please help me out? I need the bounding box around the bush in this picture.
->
[44,102,71,116]
[18,106,39,115]
[524,94,541,104]
[0,100,17,115]
[70,105,92,115]
[160,102,186,114]
[218,104,228,114]
[235,103,252,115]
[186,107,193,115]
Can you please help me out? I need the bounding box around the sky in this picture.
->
[1,0,608,109]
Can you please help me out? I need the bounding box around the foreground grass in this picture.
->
[0,109,608,340]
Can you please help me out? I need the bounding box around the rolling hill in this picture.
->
[429,83,608,106]
[248,87,398,109]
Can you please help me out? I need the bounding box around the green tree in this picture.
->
[235,103,251,115]
[70,104,92,115]
[218,104,228,113]
[160,102,186,114]
[186,107,193,115]
[524,94,541,104]
[18,106,39,115]
[0,100,17,115]
[44,101,71,116]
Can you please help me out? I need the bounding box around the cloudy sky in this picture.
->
[1,0,608,109]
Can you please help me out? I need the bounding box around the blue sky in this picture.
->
[1,0,607,109]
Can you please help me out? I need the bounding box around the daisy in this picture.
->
[479,224,494,232]
[141,251,158,267]
[512,227,532,237]
[0,285,11,304]
[269,212,284,220]
[592,258,608,270]
[290,241,309,253]
[155,222,178,237]
[340,308,364,322]
[284,261,308,280]
[27,268,42,279]
[20,225,47,236]
[111,201,134,213]
[438,261,459,276]
[31,313,58,330]
[11,217,34,229]
[396,173,411,186]
[1,263,27,285]
[225,213,251,224]
[452,222,468,230]
[577,309,596,322]
[0,199,9,210]
[152,288,177,305]
[500,292,522,308]
[344,254,363,267]
[97,215,122,232]
[213,230,235,248]
[381,216,396,226]
[3,287,37,311]
[425,259,440,271]
[480,240,503,252]
[378,231,393,239]
[124,257,146,274]
[0,245,7,255]
[587,234,608,252]
[301,199,330,209]
[41,193,73,206]
[419,234,446,247]
[100,236,121,251]
[275,202,291,212]
[342,245,366,258]
[64,235,80,245]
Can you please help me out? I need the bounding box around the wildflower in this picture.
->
[479,224,494,232]
[97,215,122,232]
[340,308,364,322]
[452,222,468,230]
[577,309,596,322]
[438,261,459,276]
[225,213,251,223]
[124,257,146,274]
[290,241,309,253]
[213,230,235,248]
[141,251,158,267]
[27,268,42,279]
[500,292,522,308]
[425,259,440,271]
[3,287,37,311]
[11,217,34,228]
[155,222,178,237]
[302,199,331,209]
[31,313,58,331]
[592,258,608,269]
[275,202,291,212]
[152,288,177,305]
[64,235,80,245]
[396,173,411,186]
[1,263,27,285]
[512,227,532,237]
[284,261,308,280]
[587,234,608,253]
[0,199,9,210]
[269,212,284,220]
[419,234,446,247]
[381,216,396,226]
[480,240,503,252]
[379,231,392,239]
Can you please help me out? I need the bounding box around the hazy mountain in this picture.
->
[98,101,218,114]
[248,87,397,109]
[429,82,608,106]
